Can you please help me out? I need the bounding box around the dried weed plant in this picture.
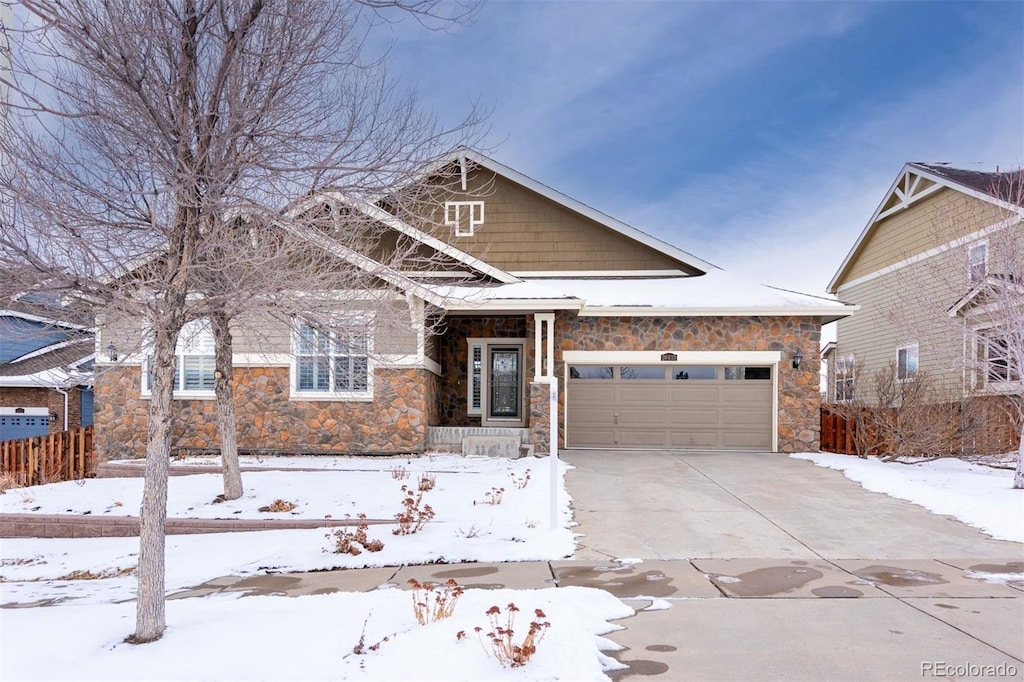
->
[417,473,436,492]
[463,603,551,668]
[474,487,504,506]
[508,469,531,490]
[408,578,464,625]
[393,485,434,535]
[258,499,298,513]
[325,515,384,555]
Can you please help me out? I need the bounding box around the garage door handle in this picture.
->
[613,413,619,424]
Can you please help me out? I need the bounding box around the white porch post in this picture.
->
[533,312,555,380]
[532,312,559,530]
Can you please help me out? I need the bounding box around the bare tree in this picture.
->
[1,0,479,642]
[882,169,1024,488]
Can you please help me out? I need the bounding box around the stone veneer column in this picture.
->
[528,382,551,455]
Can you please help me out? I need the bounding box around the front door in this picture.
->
[484,345,524,426]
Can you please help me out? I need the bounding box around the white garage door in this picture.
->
[566,364,773,450]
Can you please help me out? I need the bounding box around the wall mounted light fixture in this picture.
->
[106,343,118,361]
[792,349,804,370]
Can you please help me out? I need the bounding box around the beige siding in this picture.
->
[423,169,695,273]
[832,232,1024,400]
[843,189,1003,284]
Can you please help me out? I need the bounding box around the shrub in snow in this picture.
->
[408,578,464,625]
[393,485,434,535]
[463,603,550,668]
[325,515,384,555]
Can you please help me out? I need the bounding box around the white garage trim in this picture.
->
[561,350,781,452]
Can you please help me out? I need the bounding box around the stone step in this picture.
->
[462,436,523,459]
[426,426,530,445]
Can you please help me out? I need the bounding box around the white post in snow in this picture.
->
[549,377,559,531]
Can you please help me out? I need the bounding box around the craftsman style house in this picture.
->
[93,150,854,459]
[824,163,1022,446]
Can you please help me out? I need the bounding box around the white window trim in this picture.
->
[466,339,484,415]
[289,316,374,402]
[444,200,485,237]
[968,240,988,285]
[896,343,919,382]
[974,325,1023,390]
[140,319,217,400]
[834,354,855,402]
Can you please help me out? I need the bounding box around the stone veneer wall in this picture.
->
[436,316,530,426]
[553,314,823,453]
[528,382,552,455]
[94,365,432,460]
[0,385,85,434]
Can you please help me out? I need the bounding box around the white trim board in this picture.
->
[835,214,1021,294]
[562,350,782,365]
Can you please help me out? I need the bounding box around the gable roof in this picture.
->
[302,191,519,285]
[828,163,1024,293]
[427,148,719,276]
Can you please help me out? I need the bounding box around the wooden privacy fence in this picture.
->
[820,407,857,455]
[1,425,95,486]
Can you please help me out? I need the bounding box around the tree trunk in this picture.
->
[211,312,243,500]
[1014,424,1023,490]
[132,331,177,643]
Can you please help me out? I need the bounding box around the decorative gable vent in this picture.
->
[444,200,485,237]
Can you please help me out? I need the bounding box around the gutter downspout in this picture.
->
[54,386,70,431]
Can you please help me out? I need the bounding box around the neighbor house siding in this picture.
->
[426,170,690,273]
[844,189,1002,283]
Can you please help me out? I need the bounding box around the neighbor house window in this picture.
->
[835,355,855,401]
[897,344,918,381]
[968,242,988,284]
[982,331,1021,384]
[142,318,215,396]
[292,318,372,399]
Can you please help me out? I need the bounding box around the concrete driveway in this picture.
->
[560,449,1024,681]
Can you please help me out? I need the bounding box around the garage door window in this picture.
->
[725,366,771,380]
[672,366,717,380]
[619,366,667,380]
[569,366,613,379]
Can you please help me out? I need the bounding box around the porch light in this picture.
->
[49,412,58,423]
[106,342,118,361]
[792,349,803,370]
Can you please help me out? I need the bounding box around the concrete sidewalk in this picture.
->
[164,556,1023,681]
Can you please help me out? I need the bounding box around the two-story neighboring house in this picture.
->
[93,149,855,460]
[824,163,1023,449]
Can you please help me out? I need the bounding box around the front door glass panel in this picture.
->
[489,348,520,418]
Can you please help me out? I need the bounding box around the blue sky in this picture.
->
[377,1,1023,299]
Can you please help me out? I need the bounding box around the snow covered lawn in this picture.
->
[0,454,635,680]
[791,452,1024,542]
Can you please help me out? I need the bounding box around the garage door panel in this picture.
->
[617,385,668,402]
[668,409,721,427]
[617,409,668,426]
[567,428,617,447]
[618,429,667,447]
[571,385,617,404]
[722,431,771,449]
[668,430,721,448]
[668,386,721,402]
[722,409,773,427]
[722,386,772,403]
